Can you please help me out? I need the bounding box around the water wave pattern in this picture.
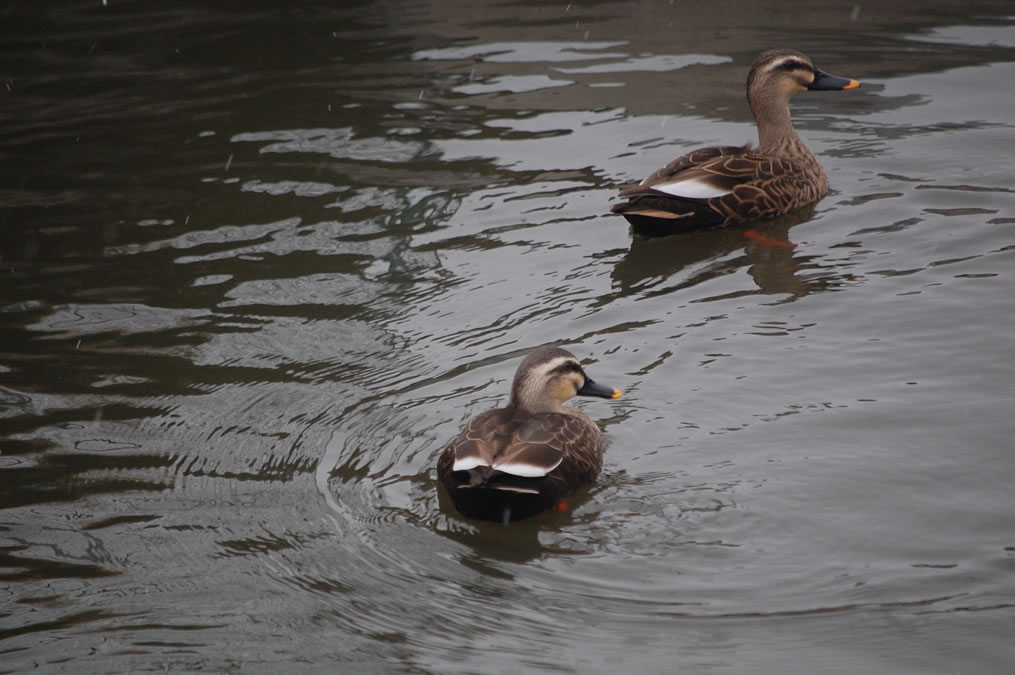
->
[1,3,1014,672]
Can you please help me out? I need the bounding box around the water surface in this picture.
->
[2,1,1014,672]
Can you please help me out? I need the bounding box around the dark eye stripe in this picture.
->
[779,59,813,73]
[549,361,583,377]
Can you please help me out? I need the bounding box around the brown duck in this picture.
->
[611,49,860,236]
[437,346,622,523]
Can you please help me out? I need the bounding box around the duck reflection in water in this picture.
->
[609,207,857,304]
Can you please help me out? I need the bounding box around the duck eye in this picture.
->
[779,60,812,73]
[550,361,584,377]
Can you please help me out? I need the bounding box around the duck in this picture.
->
[437,346,622,523]
[611,49,860,236]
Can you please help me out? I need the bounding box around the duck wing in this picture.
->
[619,145,750,198]
[492,414,603,480]
[445,410,603,482]
[447,409,507,473]
[613,146,810,225]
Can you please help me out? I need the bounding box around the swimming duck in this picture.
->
[437,346,622,523]
[611,49,860,236]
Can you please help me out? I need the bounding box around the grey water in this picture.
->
[2,1,1014,672]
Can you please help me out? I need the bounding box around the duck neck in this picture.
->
[509,387,561,415]
[510,399,558,415]
[751,91,815,164]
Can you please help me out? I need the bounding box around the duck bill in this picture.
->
[808,69,860,91]
[577,377,622,399]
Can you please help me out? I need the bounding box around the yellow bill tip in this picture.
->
[843,79,861,90]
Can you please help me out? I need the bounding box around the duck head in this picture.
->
[509,346,622,414]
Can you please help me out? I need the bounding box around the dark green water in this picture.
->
[2,1,1014,672]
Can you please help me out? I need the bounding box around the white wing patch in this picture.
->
[452,456,489,472]
[653,177,731,200]
[490,485,540,494]
[492,457,563,478]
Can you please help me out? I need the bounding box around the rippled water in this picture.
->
[2,1,1014,672]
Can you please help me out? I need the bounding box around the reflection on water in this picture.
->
[611,208,830,300]
[2,0,1015,672]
